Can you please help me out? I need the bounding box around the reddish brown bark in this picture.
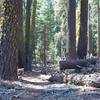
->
[0,0,21,80]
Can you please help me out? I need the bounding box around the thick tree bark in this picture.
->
[68,0,77,59]
[24,0,32,71]
[77,0,88,59]
[0,0,21,80]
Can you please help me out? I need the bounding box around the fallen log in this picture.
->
[90,80,100,88]
[59,58,98,70]
[66,73,100,88]
[89,75,100,88]
[67,74,85,86]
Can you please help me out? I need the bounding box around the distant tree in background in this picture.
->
[30,0,37,66]
[24,0,37,70]
[36,0,56,65]
[77,0,88,59]
[87,0,98,56]
[40,25,48,67]
[18,0,25,68]
[68,0,77,59]
[97,0,100,57]
[87,3,93,56]
[24,0,32,71]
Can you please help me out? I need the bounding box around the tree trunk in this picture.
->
[24,0,32,71]
[41,25,47,67]
[0,0,21,80]
[88,24,93,55]
[18,0,25,68]
[30,0,37,67]
[68,0,77,59]
[97,0,100,57]
[87,4,93,56]
[77,0,88,59]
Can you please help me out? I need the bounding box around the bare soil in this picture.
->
[0,66,100,100]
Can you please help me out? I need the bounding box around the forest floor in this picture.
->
[0,66,100,100]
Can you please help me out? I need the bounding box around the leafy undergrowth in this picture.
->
[0,66,100,100]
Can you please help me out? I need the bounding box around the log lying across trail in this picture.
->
[59,58,98,70]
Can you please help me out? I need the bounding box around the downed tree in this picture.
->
[66,73,100,88]
[48,72,100,88]
[59,58,98,71]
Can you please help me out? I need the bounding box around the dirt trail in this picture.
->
[0,66,100,100]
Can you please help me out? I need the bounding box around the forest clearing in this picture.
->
[0,0,100,100]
